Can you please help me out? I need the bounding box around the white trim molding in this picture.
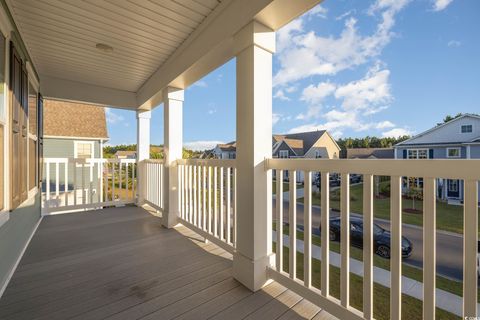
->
[446,147,461,158]
[74,141,95,166]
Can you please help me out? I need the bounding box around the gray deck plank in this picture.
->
[0,206,336,320]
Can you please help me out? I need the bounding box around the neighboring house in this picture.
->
[213,130,341,182]
[394,114,480,202]
[115,150,136,159]
[43,100,109,205]
[346,148,395,159]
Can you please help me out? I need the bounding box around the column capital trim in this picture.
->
[136,110,151,119]
[164,87,185,102]
[233,20,276,55]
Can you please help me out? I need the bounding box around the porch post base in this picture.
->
[161,212,178,229]
[233,252,274,292]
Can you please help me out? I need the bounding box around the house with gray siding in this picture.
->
[43,100,108,207]
[394,114,480,202]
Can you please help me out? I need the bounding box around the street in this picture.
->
[272,199,464,281]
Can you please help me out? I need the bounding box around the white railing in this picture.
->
[176,159,237,253]
[139,159,164,211]
[265,159,480,320]
[42,158,137,214]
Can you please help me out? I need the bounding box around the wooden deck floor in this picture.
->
[0,206,336,320]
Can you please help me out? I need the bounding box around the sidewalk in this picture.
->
[273,231,478,317]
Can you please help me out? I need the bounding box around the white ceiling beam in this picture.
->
[40,74,137,110]
[136,0,322,110]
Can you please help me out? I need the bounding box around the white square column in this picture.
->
[162,87,184,228]
[233,21,275,291]
[136,110,151,204]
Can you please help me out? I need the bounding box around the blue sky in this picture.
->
[105,0,480,150]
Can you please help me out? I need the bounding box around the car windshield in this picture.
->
[373,223,384,235]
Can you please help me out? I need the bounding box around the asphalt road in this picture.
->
[272,199,464,281]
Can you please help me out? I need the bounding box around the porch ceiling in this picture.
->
[7,0,222,93]
[6,0,322,109]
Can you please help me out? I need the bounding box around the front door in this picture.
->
[447,179,460,199]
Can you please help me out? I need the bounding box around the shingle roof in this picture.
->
[275,130,326,156]
[346,148,394,159]
[217,141,236,151]
[44,100,108,139]
[115,150,136,156]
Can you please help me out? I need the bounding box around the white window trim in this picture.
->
[279,150,289,158]
[446,147,461,158]
[460,124,473,133]
[407,148,429,159]
[74,141,95,166]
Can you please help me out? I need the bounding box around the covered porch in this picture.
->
[0,205,333,320]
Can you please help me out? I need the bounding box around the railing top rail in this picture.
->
[176,159,236,168]
[142,159,165,164]
[43,157,137,164]
[266,158,480,180]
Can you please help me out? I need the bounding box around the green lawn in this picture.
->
[273,221,479,303]
[299,182,479,235]
[273,243,459,320]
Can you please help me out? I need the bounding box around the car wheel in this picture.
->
[376,245,391,259]
[329,230,337,241]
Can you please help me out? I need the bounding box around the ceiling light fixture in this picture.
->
[96,43,113,53]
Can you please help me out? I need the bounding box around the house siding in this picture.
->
[43,138,103,202]
[469,145,480,158]
[0,193,41,294]
[394,146,467,159]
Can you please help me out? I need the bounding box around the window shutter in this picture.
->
[402,149,407,159]
[38,94,43,187]
[20,66,28,202]
[10,42,21,208]
[429,149,434,159]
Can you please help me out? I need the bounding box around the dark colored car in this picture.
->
[320,217,413,259]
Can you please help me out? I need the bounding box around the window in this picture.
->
[407,149,428,159]
[74,141,94,165]
[279,150,288,158]
[447,147,461,158]
[448,180,458,192]
[315,150,322,158]
[461,125,473,133]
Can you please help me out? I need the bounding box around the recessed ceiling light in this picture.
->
[96,43,113,52]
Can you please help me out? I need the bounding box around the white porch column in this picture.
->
[136,110,151,204]
[162,87,184,228]
[233,21,275,291]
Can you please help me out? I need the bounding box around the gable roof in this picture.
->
[273,130,333,156]
[44,99,108,139]
[395,114,480,147]
[217,141,236,152]
[115,150,136,157]
[346,148,394,159]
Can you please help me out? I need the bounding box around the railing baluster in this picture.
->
[55,162,60,198]
[208,166,212,234]
[64,162,68,206]
[226,167,231,243]
[132,162,135,203]
[391,175,402,320]
[304,171,312,288]
[214,166,218,237]
[112,162,115,202]
[423,177,436,320]
[82,162,86,205]
[464,179,478,318]
[89,161,93,204]
[46,162,50,201]
[233,167,237,246]
[363,174,374,319]
[276,170,283,272]
[193,165,197,225]
[197,165,202,228]
[321,171,329,296]
[289,171,297,279]
[340,173,350,308]
[73,161,77,205]
[203,165,207,231]
[220,167,224,240]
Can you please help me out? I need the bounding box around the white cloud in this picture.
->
[336,9,356,21]
[208,109,217,114]
[334,68,392,111]
[375,120,395,129]
[105,108,124,124]
[306,5,328,19]
[296,105,322,120]
[272,113,282,125]
[274,89,291,101]
[301,82,336,104]
[432,0,454,11]
[184,141,224,151]
[193,80,208,88]
[381,127,412,137]
[447,40,461,47]
[273,0,409,87]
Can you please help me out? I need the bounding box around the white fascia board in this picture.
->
[40,75,137,109]
[136,0,322,110]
